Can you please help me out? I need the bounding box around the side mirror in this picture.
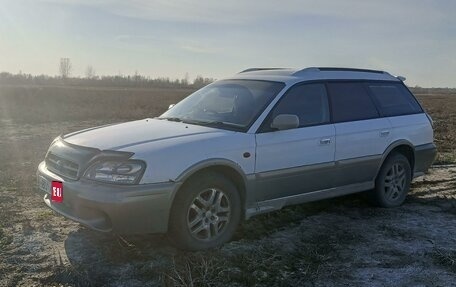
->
[168,104,175,110]
[271,114,299,130]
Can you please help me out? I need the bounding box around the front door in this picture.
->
[254,83,336,202]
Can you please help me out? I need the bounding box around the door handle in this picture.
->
[380,130,390,137]
[320,138,331,145]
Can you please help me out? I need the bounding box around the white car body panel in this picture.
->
[387,114,434,146]
[126,130,255,184]
[334,118,392,161]
[64,119,220,151]
[255,124,335,172]
[64,119,256,184]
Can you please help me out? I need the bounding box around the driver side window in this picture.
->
[261,83,330,132]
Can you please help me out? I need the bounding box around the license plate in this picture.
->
[51,181,63,203]
[38,176,51,194]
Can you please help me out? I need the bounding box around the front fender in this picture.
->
[176,158,248,183]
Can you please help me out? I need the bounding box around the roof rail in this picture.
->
[316,67,386,74]
[292,67,320,75]
[239,68,286,73]
[292,67,387,77]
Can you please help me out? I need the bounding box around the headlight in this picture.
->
[83,160,146,184]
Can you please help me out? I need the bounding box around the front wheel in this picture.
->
[369,153,412,207]
[168,172,241,250]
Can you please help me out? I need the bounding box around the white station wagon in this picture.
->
[37,67,436,250]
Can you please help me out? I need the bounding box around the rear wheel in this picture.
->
[168,172,241,250]
[369,153,411,207]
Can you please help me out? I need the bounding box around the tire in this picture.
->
[369,153,412,207]
[168,172,241,250]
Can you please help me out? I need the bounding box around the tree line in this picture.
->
[0,71,214,89]
[4,58,452,92]
[0,58,214,89]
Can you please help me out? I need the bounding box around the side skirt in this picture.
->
[245,181,374,219]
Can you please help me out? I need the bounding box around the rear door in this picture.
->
[254,83,336,202]
[327,81,392,186]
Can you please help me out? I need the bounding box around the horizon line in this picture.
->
[1,70,455,90]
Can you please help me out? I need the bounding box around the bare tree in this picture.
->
[193,75,214,88]
[85,65,96,79]
[133,70,142,82]
[181,72,189,86]
[59,58,72,79]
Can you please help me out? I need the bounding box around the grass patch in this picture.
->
[432,248,456,273]
[378,224,414,241]
[36,209,54,220]
[237,199,340,241]
[160,231,341,286]
[434,152,456,165]
[41,264,94,287]
[41,249,95,287]
[0,227,13,248]
[161,253,220,286]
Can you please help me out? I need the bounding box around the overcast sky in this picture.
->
[1,0,455,87]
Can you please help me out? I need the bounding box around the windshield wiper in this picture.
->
[159,117,245,131]
[181,119,245,130]
[159,117,183,122]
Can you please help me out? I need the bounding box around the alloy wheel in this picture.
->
[384,163,406,202]
[187,188,231,241]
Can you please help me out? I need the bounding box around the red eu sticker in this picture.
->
[51,181,63,203]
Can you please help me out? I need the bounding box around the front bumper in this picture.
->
[36,161,181,234]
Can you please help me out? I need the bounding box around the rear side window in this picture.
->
[367,83,423,117]
[327,82,379,123]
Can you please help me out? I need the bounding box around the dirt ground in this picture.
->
[1,87,456,286]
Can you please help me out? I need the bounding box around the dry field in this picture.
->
[414,91,456,163]
[0,85,455,286]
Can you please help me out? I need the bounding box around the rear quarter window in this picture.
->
[367,83,423,117]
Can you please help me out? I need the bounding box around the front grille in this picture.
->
[45,153,79,180]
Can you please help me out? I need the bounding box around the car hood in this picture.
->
[63,118,224,151]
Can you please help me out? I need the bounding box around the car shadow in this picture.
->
[63,228,179,284]
[61,192,375,268]
[60,178,455,285]
[64,228,177,264]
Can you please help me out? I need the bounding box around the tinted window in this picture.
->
[264,83,330,131]
[327,82,379,123]
[368,83,422,116]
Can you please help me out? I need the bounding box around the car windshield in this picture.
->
[159,80,285,131]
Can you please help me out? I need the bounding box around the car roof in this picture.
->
[227,67,402,85]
